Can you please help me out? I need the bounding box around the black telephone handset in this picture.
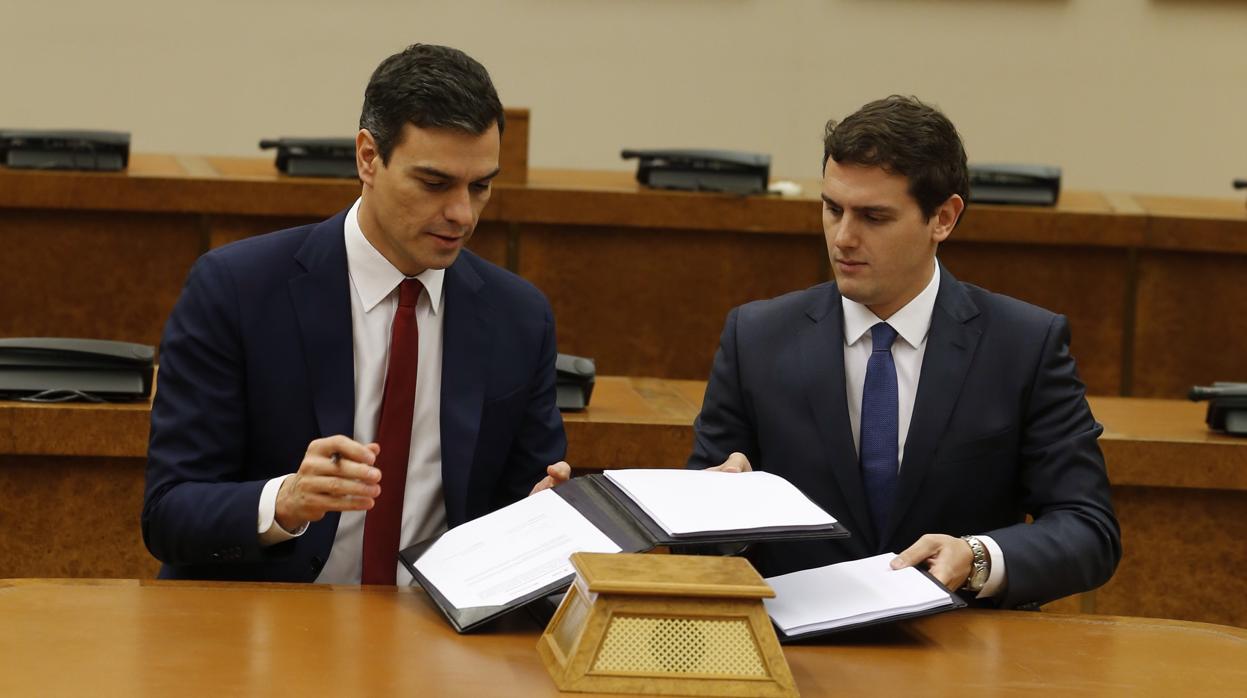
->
[0,337,155,402]
[555,353,596,412]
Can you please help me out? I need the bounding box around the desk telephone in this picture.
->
[0,338,154,402]
[620,148,771,196]
[555,353,595,411]
[1190,383,1247,436]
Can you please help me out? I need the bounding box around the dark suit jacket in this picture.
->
[142,210,566,581]
[688,265,1121,608]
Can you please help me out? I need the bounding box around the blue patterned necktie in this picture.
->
[860,322,899,546]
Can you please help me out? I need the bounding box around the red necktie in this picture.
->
[361,278,421,585]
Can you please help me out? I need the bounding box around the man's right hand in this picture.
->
[706,452,753,473]
[275,435,382,532]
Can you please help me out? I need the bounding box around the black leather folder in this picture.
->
[399,473,849,633]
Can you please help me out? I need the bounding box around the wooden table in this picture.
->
[3,158,1245,396]
[2,378,1245,627]
[0,578,1242,697]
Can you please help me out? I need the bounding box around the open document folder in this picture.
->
[400,469,849,633]
[763,553,967,641]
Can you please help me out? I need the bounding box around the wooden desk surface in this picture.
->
[3,378,1246,627]
[1135,193,1247,254]
[561,379,1247,491]
[1,578,1242,697]
[3,377,1244,491]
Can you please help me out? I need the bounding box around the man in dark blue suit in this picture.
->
[143,45,568,584]
[689,97,1120,608]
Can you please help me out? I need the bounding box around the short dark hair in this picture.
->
[359,44,505,164]
[822,95,968,220]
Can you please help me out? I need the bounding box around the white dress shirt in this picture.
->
[841,261,1006,598]
[256,198,448,585]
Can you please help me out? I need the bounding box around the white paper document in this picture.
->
[763,553,958,636]
[603,469,836,536]
[412,489,621,610]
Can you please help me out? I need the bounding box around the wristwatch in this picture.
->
[960,535,990,593]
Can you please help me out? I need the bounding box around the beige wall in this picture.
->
[2,0,1244,197]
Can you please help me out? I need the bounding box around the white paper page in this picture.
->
[413,489,621,610]
[603,469,836,536]
[763,553,955,635]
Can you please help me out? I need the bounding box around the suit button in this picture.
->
[310,556,323,574]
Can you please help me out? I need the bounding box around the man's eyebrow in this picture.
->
[407,166,502,183]
[409,165,454,179]
[820,195,896,216]
[474,167,501,182]
[856,205,898,216]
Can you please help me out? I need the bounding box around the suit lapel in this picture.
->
[882,265,981,546]
[289,212,355,441]
[439,254,489,526]
[799,285,877,550]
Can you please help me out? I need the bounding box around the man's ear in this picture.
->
[931,194,964,244]
[356,129,380,186]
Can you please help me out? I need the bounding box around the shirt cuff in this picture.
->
[258,474,308,546]
[975,534,1007,599]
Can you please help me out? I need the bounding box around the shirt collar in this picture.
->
[344,198,446,315]
[841,261,941,349]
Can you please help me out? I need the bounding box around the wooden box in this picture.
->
[537,552,798,697]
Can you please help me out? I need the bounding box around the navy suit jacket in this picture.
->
[142,210,566,581]
[688,265,1121,608]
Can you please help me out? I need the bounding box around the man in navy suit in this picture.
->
[689,96,1120,608]
[143,44,568,584]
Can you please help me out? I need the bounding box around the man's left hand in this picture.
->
[529,461,572,495]
[890,534,973,590]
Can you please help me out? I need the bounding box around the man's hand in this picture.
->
[529,461,572,495]
[275,435,382,532]
[706,452,753,473]
[890,533,973,590]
